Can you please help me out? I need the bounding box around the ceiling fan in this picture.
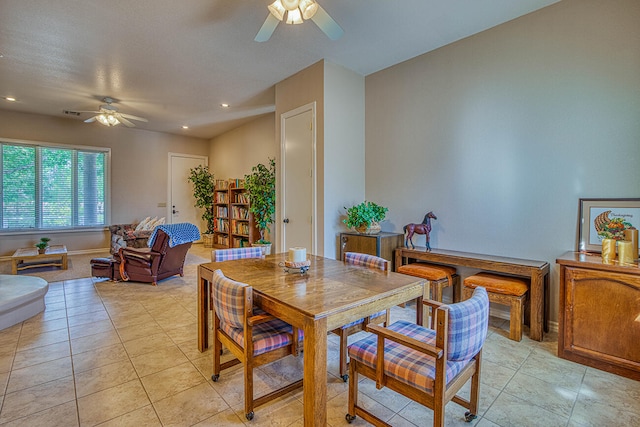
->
[255,0,344,42]
[80,97,148,128]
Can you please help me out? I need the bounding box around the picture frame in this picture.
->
[578,198,640,252]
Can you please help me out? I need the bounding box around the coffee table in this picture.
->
[11,245,68,274]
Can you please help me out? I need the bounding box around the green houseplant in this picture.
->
[35,237,51,254]
[245,158,276,253]
[188,165,216,244]
[343,201,388,234]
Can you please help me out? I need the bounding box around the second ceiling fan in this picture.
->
[255,0,344,42]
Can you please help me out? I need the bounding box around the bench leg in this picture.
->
[510,298,523,342]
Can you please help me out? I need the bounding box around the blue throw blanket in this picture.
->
[148,223,201,248]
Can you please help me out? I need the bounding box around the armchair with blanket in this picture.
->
[115,223,200,286]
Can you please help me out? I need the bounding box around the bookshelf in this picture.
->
[212,179,259,249]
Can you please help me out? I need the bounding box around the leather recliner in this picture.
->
[115,229,191,286]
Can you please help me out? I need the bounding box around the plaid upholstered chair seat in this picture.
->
[219,319,304,356]
[333,252,391,382]
[348,320,467,393]
[346,287,489,426]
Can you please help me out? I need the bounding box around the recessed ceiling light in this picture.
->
[5,97,16,102]
[182,125,189,129]
[220,103,229,108]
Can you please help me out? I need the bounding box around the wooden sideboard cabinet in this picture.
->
[556,251,640,381]
[339,232,404,271]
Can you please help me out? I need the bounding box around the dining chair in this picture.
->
[210,269,303,421]
[346,286,489,426]
[333,252,390,381]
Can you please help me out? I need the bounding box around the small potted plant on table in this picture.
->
[245,158,276,255]
[343,201,388,234]
[35,237,51,254]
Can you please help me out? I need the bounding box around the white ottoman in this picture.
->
[0,275,49,330]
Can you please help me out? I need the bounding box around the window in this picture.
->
[1,139,109,231]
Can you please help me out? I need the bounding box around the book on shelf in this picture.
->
[215,192,228,203]
[215,179,229,190]
[231,220,249,236]
[215,218,229,233]
[235,192,250,203]
[230,178,245,189]
[231,206,249,219]
[216,206,228,217]
[232,237,250,248]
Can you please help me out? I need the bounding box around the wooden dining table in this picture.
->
[197,253,426,426]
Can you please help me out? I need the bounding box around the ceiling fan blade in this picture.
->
[255,14,280,42]
[77,110,102,114]
[311,5,344,40]
[118,113,148,122]
[84,116,97,123]
[118,116,135,127]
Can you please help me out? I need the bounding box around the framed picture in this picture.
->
[578,198,640,252]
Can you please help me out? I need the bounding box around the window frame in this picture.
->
[0,137,111,235]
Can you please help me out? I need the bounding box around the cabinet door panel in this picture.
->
[341,234,377,259]
[565,267,640,364]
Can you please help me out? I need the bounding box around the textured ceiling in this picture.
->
[0,0,559,139]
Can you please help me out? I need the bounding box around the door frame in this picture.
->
[279,102,317,255]
[167,152,208,225]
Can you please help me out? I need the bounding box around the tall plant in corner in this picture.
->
[245,158,276,244]
[188,165,216,234]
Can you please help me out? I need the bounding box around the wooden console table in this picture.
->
[11,245,68,274]
[395,246,550,341]
[556,252,640,380]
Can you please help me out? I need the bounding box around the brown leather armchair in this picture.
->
[115,229,191,286]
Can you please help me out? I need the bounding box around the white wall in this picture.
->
[364,0,640,322]
[323,61,366,259]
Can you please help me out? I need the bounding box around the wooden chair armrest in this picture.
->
[247,313,276,326]
[422,299,445,310]
[366,323,443,359]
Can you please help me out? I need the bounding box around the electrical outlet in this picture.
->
[157,202,167,207]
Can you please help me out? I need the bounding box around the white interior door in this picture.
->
[281,104,316,254]
[168,153,208,229]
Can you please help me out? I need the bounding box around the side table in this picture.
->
[11,245,68,274]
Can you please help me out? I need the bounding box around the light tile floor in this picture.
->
[1,247,639,426]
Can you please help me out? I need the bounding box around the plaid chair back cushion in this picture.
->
[344,252,389,271]
[221,320,304,356]
[212,269,248,329]
[213,246,263,261]
[446,286,489,362]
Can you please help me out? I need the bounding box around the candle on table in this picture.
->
[601,238,616,261]
[617,240,634,265]
[623,228,638,260]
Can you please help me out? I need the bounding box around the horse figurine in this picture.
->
[404,211,437,250]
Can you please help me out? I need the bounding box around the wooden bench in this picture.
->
[395,246,549,341]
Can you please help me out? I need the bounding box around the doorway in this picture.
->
[280,103,316,255]
[168,153,208,229]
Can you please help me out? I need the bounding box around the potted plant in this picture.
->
[343,201,388,234]
[245,158,276,255]
[188,165,216,247]
[35,237,51,254]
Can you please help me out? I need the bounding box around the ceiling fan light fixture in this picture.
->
[96,113,120,127]
[268,0,286,20]
[286,8,303,24]
[299,0,318,20]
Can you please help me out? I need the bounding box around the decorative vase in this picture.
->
[37,247,47,254]
[252,242,272,255]
[355,222,381,235]
[202,233,214,248]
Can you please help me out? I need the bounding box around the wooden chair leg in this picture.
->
[339,329,349,381]
[244,362,254,420]
[346,359,358,423]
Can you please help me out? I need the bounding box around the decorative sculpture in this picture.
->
[404,211,437,250]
